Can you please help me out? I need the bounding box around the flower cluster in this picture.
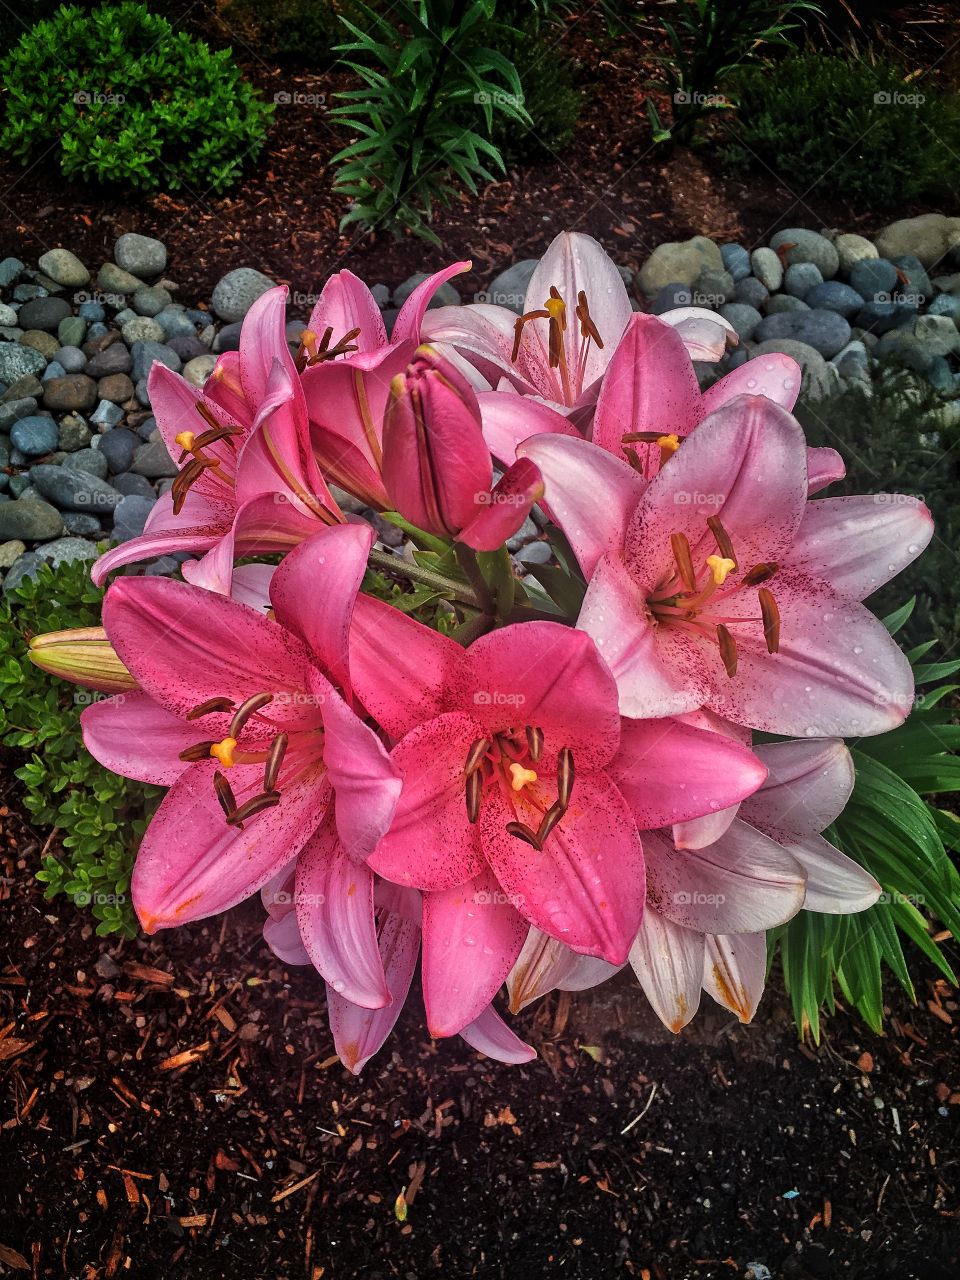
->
[35,233,932,1072]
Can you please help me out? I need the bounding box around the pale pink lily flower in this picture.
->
[92,286,345,587]
[630,737,880,1031]
[80,525,400,937]
[261,870,536,1072]
[422,232,733,418]
[478,311,844,496]
[346,597,767,1034]
[521,394,933,735]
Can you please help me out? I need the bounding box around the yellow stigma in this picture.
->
[210,736,238,767]
[509,763,538,792]
[175,430,196,452]
[706,554,737,586]
[656,434,680,454]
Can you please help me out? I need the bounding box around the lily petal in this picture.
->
[392,261,472,344]
[702,353,801,414]
[458,1003,537,1064]
[702,932,766,1022]
[741,738,854,838]
[307,269,388,354]
[785,833,881,913]
[81,690,220,786]
[458,457,544,552]
[629,910,704,1032]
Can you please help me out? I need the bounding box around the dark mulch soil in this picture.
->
[1,5,958,306]
[1,788,958,1280]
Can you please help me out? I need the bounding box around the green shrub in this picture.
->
[794,369,960,648]
[0,1,273,193]
[0,560,160,937]
[727,52,960,206]
[488,14,581,163]
[217,0,347,66]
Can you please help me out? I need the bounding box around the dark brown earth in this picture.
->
[1,785,958,1280]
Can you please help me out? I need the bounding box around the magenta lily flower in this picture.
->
[261,870,536,1071]
[629,737,879,1031]
[80,524,400,935]
[522,394,933,735]
[92,286,346,588]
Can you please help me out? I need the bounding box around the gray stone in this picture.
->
[720,243,751,282]
[131,439,178,479]
[754,309,851,358]
[18,296,70,332]
[28,465,123,514]
[637,236,723,296]
[112,494,157,541]
[0,397,38,431]
[13,284,46,302]
[122,316,165,345]
[114,308,137,327]
[112,471,156,499]
[890,255,932,306]
[516,540,553,568]
[5,536,98,589]
[90,399,124,429]
[84,343,132,377]
[213,322,242,353]
[97,372,134,404]
[182,354,217,387]
[62,447,109,480]
[211,267,276,322]
[43,374,97,412]
[55,345,87,374]
[96,427,138,473]
[907,314,960,358]
[0,497,64,541]
[719,303,763,342]
[804,281,865,319]
[770,228,839,278]
[693,268,734,306]
[832,340,871,382]
[58,414,92,452]
[0,343,47,383]
[928,293,960,327]
[750,247,783,292]
[114,233,167,278]
[875,213,960,269]
[733,276,768,309]
[166,334,207,361]
[484,261,537,314]
[154,306,197,340]
[855,298,918,334]
[131,340,181,382]
[97,262,144,295]
[394,272,461,311]
[0,539,25,570]
[134,415,157,441]
[0,303,16,327]
[0,258,25,288]
[38,248,90,287]
[78,300,106,323]
[784,262,823,298]
[135,379,151,407]
[25,332,61,362]
[764,294,809,315]
[370,283,390,308]
[62,512,102,536]
[11,415,58,457]
[831,232,878,273]
[748,339,835,401]
[652,283,694,314]
[132,285,172,317]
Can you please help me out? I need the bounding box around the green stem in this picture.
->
[455,543,496,617]
[368,546,480,608]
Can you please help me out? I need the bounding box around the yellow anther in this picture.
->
[545,296,566,324]
[210,736,238,767]
[175,430,196,453]
[706,554,737,585]
[509,763,538,793]
[656,434,680,454]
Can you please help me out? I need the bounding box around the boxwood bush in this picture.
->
[0,1,273,193]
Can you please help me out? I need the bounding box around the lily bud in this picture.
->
[28,626,136,694]
[382,344,492,539]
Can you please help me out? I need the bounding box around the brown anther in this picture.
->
[505,821,542,851]
[622,431,669,444]
[228,692,274,739]
[536,801,566,845]
[525,725,544,763]
[171,457,215,514]
[623,446,643,473]
[465,770,482,824]
[557,747,575,809]
[464,736,490,776]
[670,531,698,592]
[742,561,778,587]
[306,326,363,366]
[575,290,603,348]
[263,733,289,793]
[706,516,737,569]
[213,771,237,819]
[225,790,282,828]
[179,740,216,762]
[195,402,228,434]
[191,424,243,453]
[716,624,739,678]
[511,308,550,362]
[758,588,781,654]
[186,696,235,720]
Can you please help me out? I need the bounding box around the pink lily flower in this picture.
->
[80,524,400,936]
[92,286,346,587]
[478,311,844,496]
[346,597,768,1034]
[261,870,536,1071]
[381,345,543,551]
[629,737,879,1031]
[422,232,732,414]
[521,394,933,735]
